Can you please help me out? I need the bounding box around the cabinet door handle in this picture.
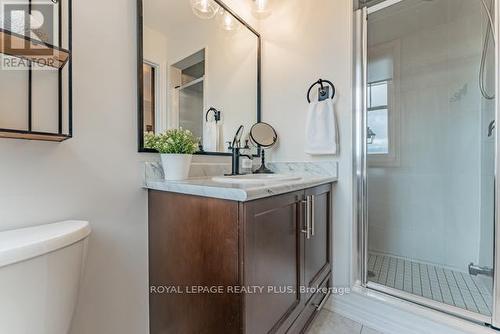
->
[311,195,315,237]
[301,198,311,239]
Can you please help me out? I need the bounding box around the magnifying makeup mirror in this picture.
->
[249,122,278,174]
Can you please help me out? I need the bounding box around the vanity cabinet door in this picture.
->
[148,190,242,334]
[243,191,305,334]
[303,184,332,303]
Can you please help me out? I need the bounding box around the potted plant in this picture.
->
[145,129,199,181]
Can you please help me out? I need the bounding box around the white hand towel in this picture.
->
[203,120,219,152]
[305,99,338,155]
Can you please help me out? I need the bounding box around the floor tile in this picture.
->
[368,252,492,316]
[307,310,362,334]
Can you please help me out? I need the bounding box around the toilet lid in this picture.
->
[0,220,91,268]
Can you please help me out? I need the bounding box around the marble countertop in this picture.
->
[144,175,337,202]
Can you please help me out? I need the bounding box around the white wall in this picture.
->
[259,0,354,287]
[0,0,150,333]
[366,0,484,272]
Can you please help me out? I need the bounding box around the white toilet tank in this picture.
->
[0,221,91,334]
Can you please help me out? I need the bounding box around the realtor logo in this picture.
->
[1,1,57,70]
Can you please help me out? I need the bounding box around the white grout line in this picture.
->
[367,253,492,317]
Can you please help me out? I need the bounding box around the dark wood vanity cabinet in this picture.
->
[148,183,333,334]
[243,191,304,334]
[304,186,332,303]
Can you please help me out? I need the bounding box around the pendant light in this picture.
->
[252,0,272,19]
[217,9,240,31]
[190,0,220,19]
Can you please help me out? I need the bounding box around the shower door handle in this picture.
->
[469,263,494,277]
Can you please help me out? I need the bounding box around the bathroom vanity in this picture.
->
[146,174,335,334]
[138,1,338,330]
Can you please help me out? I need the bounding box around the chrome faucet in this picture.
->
[227,126,252,176]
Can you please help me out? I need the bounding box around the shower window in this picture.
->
[367,40,400,166]
[367,81,390,155]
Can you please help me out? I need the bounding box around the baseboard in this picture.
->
[325,285,497,334]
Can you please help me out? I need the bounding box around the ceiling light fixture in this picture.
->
[217,9,240,31]
[190,0,220,19]
[252,0,272,19]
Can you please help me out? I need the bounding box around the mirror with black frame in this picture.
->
[137,0,261,154]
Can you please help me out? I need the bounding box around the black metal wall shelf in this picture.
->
[0,0,73,142]
[0,129,70,142]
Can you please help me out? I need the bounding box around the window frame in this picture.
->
[367,40,400,167]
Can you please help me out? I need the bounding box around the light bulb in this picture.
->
[255,0,267,11]
[190,0,220,19]
[252,0,272,19]
[217,10,240,31]
[200,0,208,12]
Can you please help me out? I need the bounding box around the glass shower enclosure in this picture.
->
[355,0,498,326]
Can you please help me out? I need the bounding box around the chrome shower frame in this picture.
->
[493,0,500,327]
[353,0,500,326]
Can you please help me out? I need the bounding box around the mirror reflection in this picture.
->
[139,0,260,154]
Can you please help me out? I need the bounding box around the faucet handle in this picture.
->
[226,141,233,150]
[244,139,250,149]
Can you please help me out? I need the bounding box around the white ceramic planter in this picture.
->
[160,154,193,181]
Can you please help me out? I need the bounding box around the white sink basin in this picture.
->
[212,174,302,184]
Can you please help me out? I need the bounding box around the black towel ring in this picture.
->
[307,79,336,103]
[205,107,221,122]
